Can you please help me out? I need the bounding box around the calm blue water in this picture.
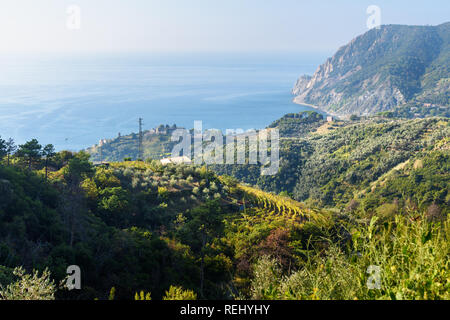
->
[0,52,327,150]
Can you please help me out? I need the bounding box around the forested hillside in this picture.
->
[0,142,327,300]
[0,113,449,300]
[213,114,450,216]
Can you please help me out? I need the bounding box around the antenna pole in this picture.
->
[138,118,144,161]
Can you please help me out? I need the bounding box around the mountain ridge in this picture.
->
[292,22,450,117]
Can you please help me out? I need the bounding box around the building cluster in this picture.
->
[145,124,180,136]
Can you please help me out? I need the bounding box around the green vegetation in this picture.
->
[268,111,325,138]
[0,141,237,299]
[250,214,449,300]
[380,101,450,119]
[213,116,449,217]
[163,286,197,300]
[0,110,448,301]
[0,267,56,300]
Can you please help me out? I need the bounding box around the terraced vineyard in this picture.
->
[237,184,329,225]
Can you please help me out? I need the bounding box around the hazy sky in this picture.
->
[0,0,448,54]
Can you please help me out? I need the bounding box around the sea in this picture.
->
[0,52,328,151]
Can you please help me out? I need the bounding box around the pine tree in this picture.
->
[0,136,6,161]
[5,138,17,166]
[42,144,56,180]
[17,139,42,170]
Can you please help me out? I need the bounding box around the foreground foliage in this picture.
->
[250,214,449,300]
[0,125,448,300]
[0,267,56,300]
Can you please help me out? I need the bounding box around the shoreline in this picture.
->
[292,98,342,119]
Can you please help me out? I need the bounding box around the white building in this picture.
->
[160,156,192,165]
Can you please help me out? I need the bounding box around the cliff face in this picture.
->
[293,22,450,117]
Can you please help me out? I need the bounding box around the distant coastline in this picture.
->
[0,53,326,151]
[292,97,341,119]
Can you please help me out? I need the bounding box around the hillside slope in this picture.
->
[1,115,449,300]
[85,111,449,214]
[0,152,327,299]
[1,141,448,300]
[87,125,180,162]
[212,115,450,213]
[293,22,450,117]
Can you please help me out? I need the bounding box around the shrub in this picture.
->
[158,186,169,199]
[0,267,56,300]
[249,214,450,300]
[250,256,282,300]
[134,291,152,300]
[163,286,197,300]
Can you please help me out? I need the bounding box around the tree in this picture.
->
[258,228,294,271]
[5,138,17,166]
[17,139,42,170]
[42,144,56,180]
[179,200,223,298]
[63,151,94,185]
[0,136,6,161]
[61,151,94,247]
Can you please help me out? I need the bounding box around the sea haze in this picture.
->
[0,52,328,151]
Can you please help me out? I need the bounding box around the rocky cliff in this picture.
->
[293,22,450,117]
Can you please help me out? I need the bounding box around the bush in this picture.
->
[250,256,282,300]
[163,286,197,300]
[158,186,169,199]
[0,267,56,300]
[249,214,450,300]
